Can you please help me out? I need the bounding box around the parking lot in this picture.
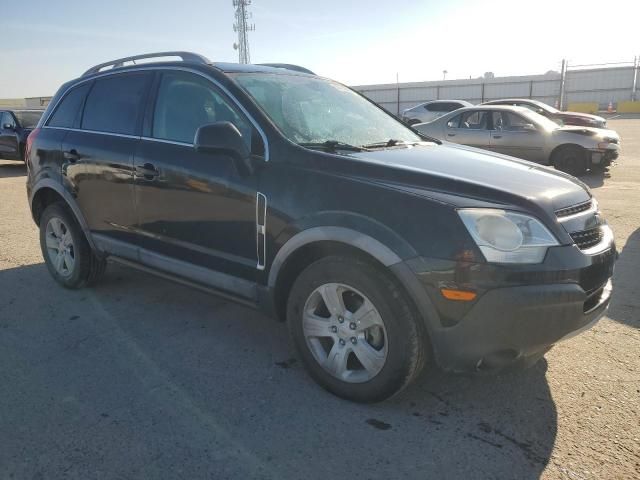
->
[0,118,638,479]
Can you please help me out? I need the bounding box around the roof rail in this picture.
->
[83,51,210,76]
[258,63,316,75]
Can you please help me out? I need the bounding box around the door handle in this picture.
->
[135,163,160,180]
[492,135,502,139]
[63,149,81,162]
[447,133,456,137]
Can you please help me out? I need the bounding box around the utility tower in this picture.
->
[233,0,255,64]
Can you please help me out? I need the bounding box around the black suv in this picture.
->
[1,109,43,161]
[26,52,616,402]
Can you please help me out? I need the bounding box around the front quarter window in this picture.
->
[231,73,421,147]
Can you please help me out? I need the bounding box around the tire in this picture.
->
[287,255,428,403]
[39,202,106,289]
[553,145,587,176]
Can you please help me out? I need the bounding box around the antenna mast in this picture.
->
[233,0,255,64]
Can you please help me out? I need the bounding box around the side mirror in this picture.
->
[194,122,250,160]
[523,123,537,132]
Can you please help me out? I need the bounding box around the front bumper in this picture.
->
[399,243,616,373]
[590,146,619,166]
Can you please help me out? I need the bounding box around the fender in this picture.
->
[29,179,99,252]
[267,225,404,289]
[266,224,443,355]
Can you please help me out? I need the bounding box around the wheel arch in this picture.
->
[30,180,98,251]
[550,143,586,165]
[267,227,440,342]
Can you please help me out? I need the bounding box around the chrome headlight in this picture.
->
[458,209,559,263]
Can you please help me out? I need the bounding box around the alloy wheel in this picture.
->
[44,217,75,278]
[302,282,388,383]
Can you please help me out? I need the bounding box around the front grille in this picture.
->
[570,227,604,250]
[555,200,592,218]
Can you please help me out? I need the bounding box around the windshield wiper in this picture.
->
[361,139,415,149]
[299,140,370,152]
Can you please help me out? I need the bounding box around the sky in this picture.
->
[1,0,638,98]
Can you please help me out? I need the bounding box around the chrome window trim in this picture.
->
[43,126,140,140]
[43,65,270,161]
[139,136,192,147]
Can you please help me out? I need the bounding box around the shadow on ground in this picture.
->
[577,170,606,189]
[0,262,557,479]
[607,227,640,329]
[0,160,26,178]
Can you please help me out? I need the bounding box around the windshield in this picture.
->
[14,111,43,129]
[231,73,422,147]
[520,109,561,130]
[529,100,558,114]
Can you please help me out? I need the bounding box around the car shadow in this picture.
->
[0,160,26,178]
[0,262,558,479]
[577,170,605,189]
[607,227,640,329]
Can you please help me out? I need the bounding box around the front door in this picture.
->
[133,70,261,296]
[0,112,19,159]
[489,111,546,162]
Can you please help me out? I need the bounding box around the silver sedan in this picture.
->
[414,105,620,175]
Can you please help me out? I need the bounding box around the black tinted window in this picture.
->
[48,83,91,128]
[428,102,458,112]
[82,73,150,135]
[1,112,15,128]
[152,71,251,144]
[14,111,43,128]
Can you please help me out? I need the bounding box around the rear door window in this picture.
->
[82,73,151,135]
[47,83,91,128]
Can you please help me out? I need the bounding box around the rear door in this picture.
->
[489,111,545,162]
[64,72,153,256]
[132,69,261,292]
[444,110,491,149]
[0,112,19,159]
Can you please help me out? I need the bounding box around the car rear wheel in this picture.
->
[40,202,106,289]
[287,255,427,403]
[553,145,587,176]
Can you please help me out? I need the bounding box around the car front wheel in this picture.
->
[287,255,427,403]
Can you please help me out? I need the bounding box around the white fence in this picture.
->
[354,60,639,114]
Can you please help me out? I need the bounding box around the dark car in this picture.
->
[26,52,616,403]
[0,109,43,161]
[482,99,607,129]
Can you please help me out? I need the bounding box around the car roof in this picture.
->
[484,98,539,104]
[211,62,315,76]
[442,105,531,116]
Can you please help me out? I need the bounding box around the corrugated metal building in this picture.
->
[354,63,639,114]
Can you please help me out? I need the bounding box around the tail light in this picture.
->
[24,127,41,163]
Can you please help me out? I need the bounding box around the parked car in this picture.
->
[415,105,619,175]
[0,109,43,161]
[401,100,472,125]
[26,52,616,403]
[482,98,607,129]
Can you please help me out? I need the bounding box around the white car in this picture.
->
[402,100,472,125]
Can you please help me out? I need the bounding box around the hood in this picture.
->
[555,125,620,141]
[559,111,605,122]
[347,143,590,212]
